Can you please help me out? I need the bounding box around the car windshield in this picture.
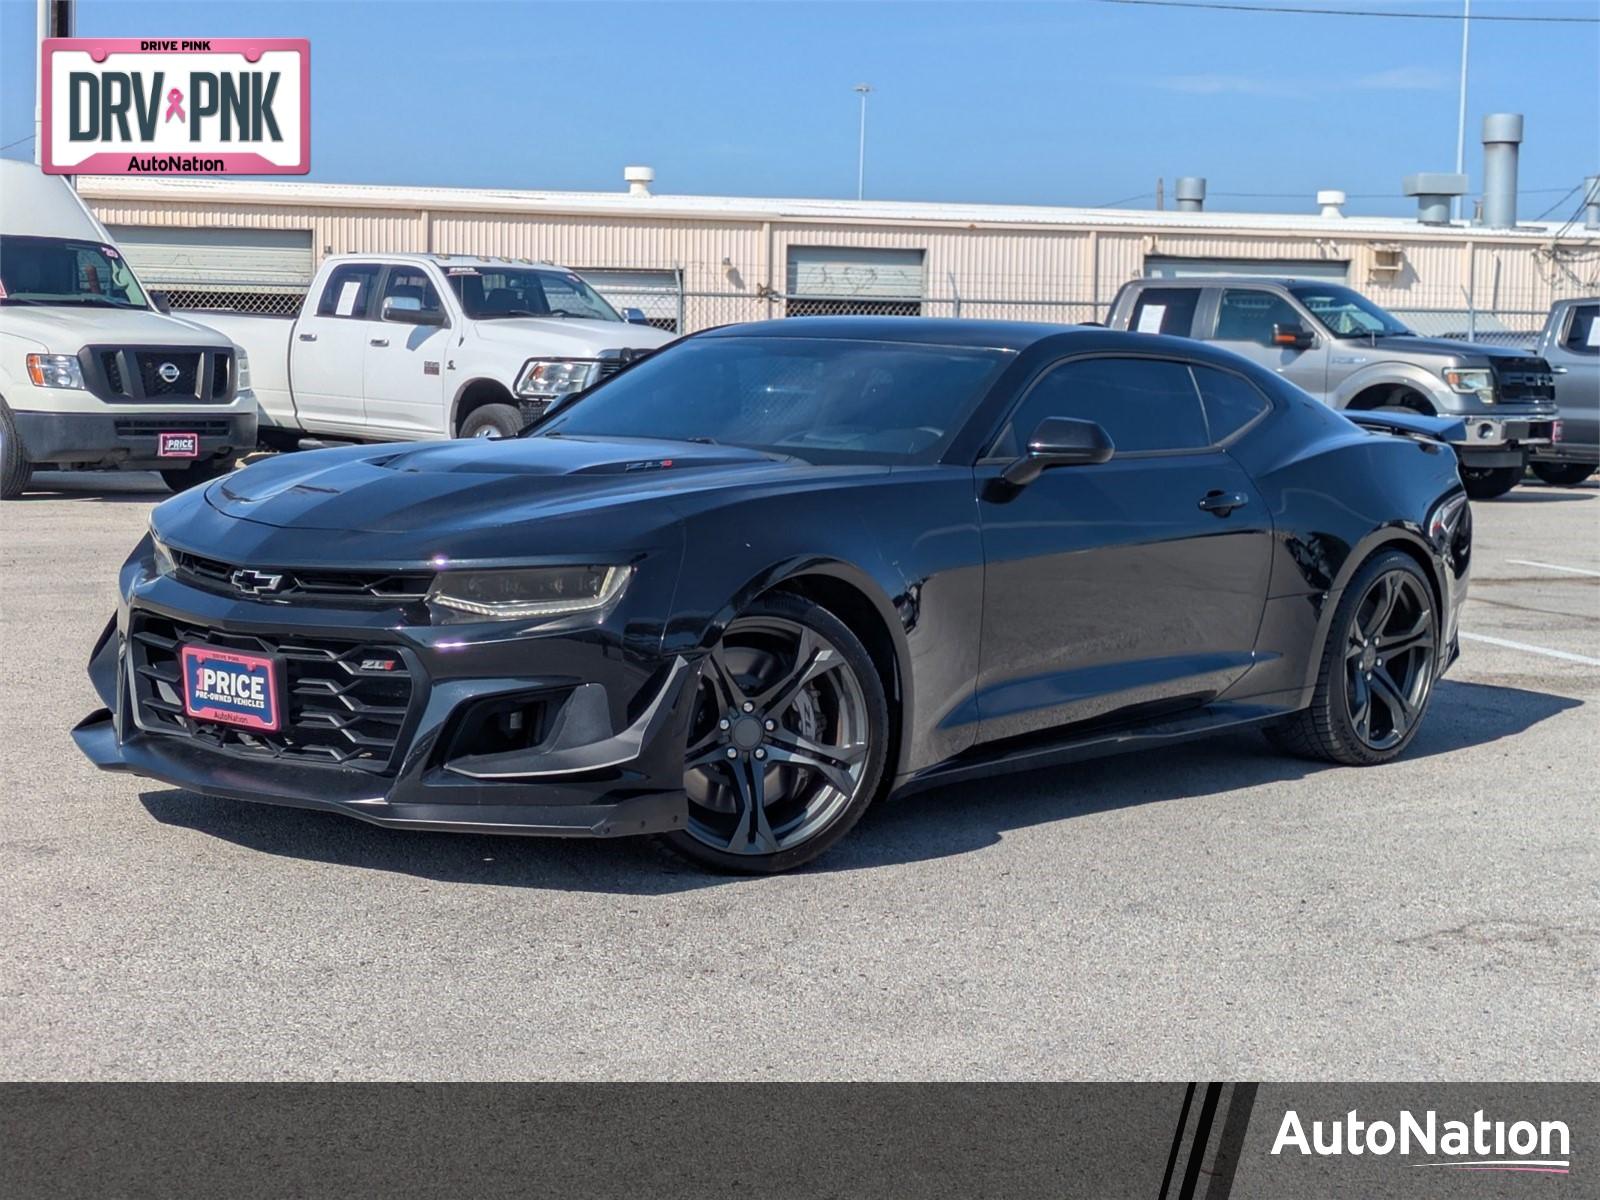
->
[0,235,149,309]
[445,266,621,321]
[536,335,1012,465]
[1289,283,1411,338]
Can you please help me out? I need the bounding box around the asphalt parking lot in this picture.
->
[1,470,1595,1082]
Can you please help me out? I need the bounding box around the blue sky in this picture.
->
[3,0,1596,218]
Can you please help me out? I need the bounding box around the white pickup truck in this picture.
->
[0,160,258,499]
[196,253,676,444]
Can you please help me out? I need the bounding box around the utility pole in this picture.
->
[854,84,872,201]
[34,0,74,173]
[1453,0,1470,221]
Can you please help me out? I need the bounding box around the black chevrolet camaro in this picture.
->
[75,319,1472,873]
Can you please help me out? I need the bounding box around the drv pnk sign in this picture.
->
[42,38,309,175]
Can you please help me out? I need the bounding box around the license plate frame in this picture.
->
[180,644,282,732]
[158,431,201,458]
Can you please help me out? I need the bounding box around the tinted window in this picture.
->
[1129,287,1201,337]
[1215,289,1303,345]
[0,235,148,310]
[1192,365,1271,442]
[997,357,1209,456]
[1562,303,1599,355]
[379,267,444,318]
[316,264,382,319]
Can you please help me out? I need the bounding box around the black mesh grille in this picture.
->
[101,352,125,395]
[135,351,201,398]
[129,614,416,772]
[114,418,234,438]
[172,550,434,606]
[1492,357,1556,406]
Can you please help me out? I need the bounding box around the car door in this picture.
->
[1210,287,1330,398]
[289,262,384,430]
[974,354,1274,743]
[1549,302,1600,452]
[362,265,454,439]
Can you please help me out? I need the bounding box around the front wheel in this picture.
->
[458,403,523,440]
[662,592,890,874]
[1530,461,1596,487]
[0,404,32,499]
[1266,549,1439,766]
[160,456,237,493]
[1460,465,1521,500]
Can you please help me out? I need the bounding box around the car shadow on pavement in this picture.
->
[136,678,1581,892]
[16,471,169,502]
[1489,489,1595,504]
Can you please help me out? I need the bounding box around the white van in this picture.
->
[0,160,258,498]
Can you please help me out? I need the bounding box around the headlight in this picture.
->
[1442,368,1494,403]
[235,347,252,391]
[25,353,86,390]
[514,359,600,400]
[149,529,177,577]
[427,565,631,619]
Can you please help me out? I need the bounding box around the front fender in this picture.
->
[1329,361,1456,412]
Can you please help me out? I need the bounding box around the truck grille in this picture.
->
[81,346,235,404]
[1493,357,1557,406]
[128,614,417,772]
[136,351,200,397]
[172,550,434,606]
[115,418,236,438]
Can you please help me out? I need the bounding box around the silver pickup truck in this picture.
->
[1527,297,1598,487]
[1107,277,1558,499]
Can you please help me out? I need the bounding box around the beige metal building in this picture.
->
[77,170,1600,336]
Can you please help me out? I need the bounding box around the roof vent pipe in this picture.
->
[623,165,655,197]
[1402,173,1467,225]
[1174,177,1206,212]
[1584,175,1600,230]
[1481,113,1523,228]
[1317,189,1346,218]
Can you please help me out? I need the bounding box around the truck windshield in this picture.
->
[0,235,149,310]
[445,267,621,321]
[1289,283,1411,338]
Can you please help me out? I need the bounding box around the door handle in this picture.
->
[297,332,318,342]
[1198,490,1248,516]
[1552,366,1568,375]
[369,337,389,348]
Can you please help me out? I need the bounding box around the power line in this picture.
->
[1092,0,1600,22]
[1532,183,1583,222]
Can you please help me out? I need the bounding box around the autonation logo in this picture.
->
[1272,1108,1571,1175]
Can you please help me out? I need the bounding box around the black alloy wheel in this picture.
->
[664,592,889,873]
[1267,550,1439,765]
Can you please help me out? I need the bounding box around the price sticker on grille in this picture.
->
[181,645,280,731]
[158,431,200,458]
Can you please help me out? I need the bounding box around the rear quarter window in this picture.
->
[1191,365,1272,442]
[1129,288,1201,337]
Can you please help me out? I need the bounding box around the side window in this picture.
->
[996,357,1210,457]
[1215,289,1303,345]
[379,267,444,319]
[1192,365,1272,442]
[315,264,382,319]
[1129,287,1201,337]
[1561,304,1599,355]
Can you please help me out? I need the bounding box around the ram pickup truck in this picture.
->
[195,253,676,445]
[1526,297,1598,486]
[1108,277,1558,499]
[0,160,257,499]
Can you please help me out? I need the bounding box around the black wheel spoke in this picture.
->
[1361,574,1398,639]
[1349,670,1372,741]
[685,736,728,771]
[1377,608,1433,657]
[1342,568,1435,752]
[703,645,749,710]
[1368,667,1415,737]
[725,757,778,854]
[752,631,845,717]
[764,732,864,795]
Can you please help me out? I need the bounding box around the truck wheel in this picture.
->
[160,456,237,493]
[0,405,32,500]
[459,403,523,440]
[1530,462,1596,487]
[1460,466,1521,500]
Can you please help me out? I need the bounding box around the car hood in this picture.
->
[0,304,234,351]
[470,317,676,355]
[1347,334,1536,362]
[204,435,882,540]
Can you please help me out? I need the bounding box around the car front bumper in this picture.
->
[12,407,258,469]
[73,558,699,838]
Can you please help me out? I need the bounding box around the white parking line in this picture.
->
[1460,631,1600,666]
[1507,559,1600,579]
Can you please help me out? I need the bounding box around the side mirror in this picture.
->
[621,306,651,326]
[1001,416,1115,486]
[1272,321,1315,350]
[382,295,445,326]
[149,290,172,314]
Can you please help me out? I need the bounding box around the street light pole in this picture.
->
[854,84,872,201]
[1453,0,1470,221]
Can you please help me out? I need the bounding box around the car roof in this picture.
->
[700,316,1105,351]
[1128,276,1333,288]
[323,252,566,270]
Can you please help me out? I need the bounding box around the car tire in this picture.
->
[0,404,32,500]
[459,403,523,440]
[1529,462,1596,487]
[663,591,891,874]
[160,456,237,493]
[1266,549,1439,766]
[1460,466,1521,500]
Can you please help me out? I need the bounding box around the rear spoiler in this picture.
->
[1344,410,1467,444]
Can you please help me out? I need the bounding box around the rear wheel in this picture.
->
[663,592,889,874]
[458,403,522,440]
[1267,549,1439,766]
[160,456,237,493]
[1460,465,1521,500]
[1530,461,1596,487]
[0,405,32,499]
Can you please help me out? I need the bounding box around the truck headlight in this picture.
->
[25,353,86,390]
[514,359,600,400]
[1442,368,1494,403]
[235,347,252,392]
[427,565,631,620]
